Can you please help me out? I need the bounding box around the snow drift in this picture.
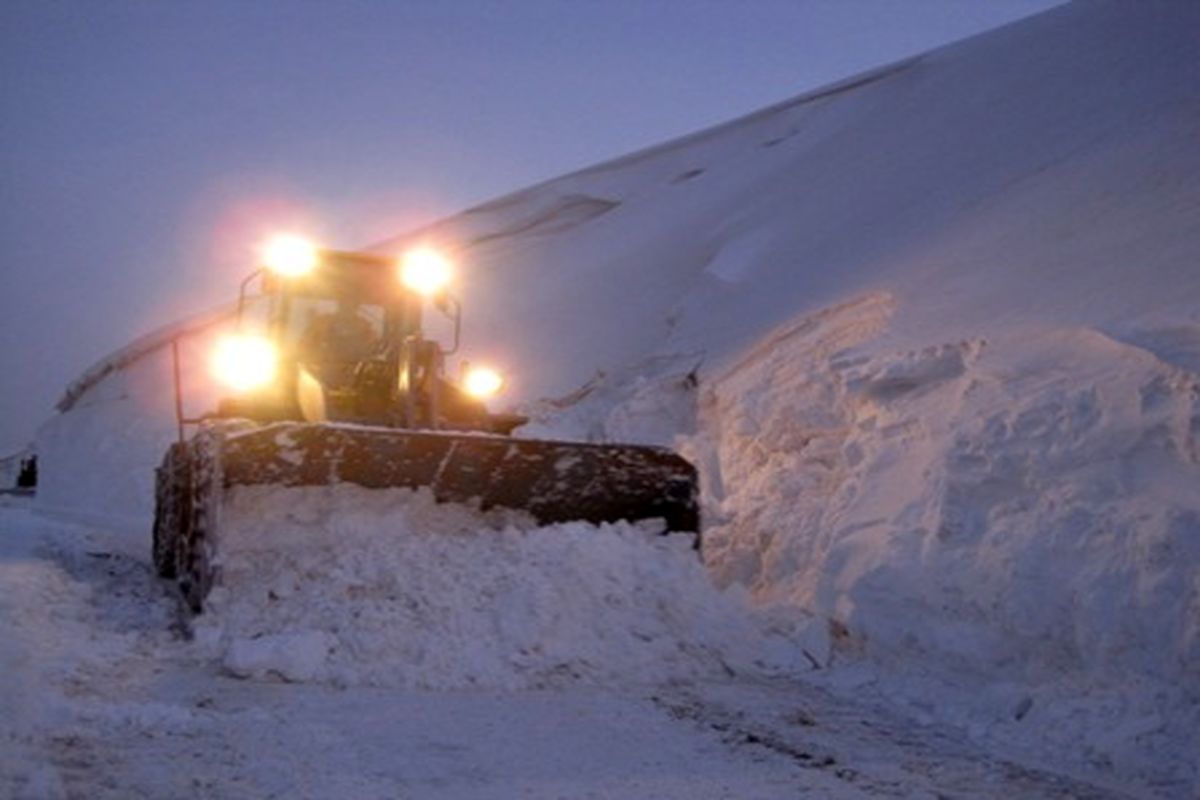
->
[36,309,232,529]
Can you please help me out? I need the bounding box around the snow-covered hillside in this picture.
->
[21,1,1200,795]
[378,1,1198,405]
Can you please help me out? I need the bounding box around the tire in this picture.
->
[151,444,190,580]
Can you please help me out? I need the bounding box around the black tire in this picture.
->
[178,468,213,615]
[179,543,209,614]
[151,444,190,579]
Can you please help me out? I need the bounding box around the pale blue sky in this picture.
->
[0,0,1059,451]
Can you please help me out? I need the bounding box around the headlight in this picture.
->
[262,234,319,277]
[463,366,503,400]
[211,334,278,392]
[399,247,452,296]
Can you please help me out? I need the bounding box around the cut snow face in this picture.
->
[693,297,1200,690]
[677,305,1200,791]
[194,486,817,689]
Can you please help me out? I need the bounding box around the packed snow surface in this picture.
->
[0,502,1143,799]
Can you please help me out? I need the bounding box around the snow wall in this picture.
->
[690,304,1200,688]
[35,316,228,532]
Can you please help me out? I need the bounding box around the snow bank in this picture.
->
[36,351,176,531]
[671,302,1200,790]
[195,486,817,689]
[693,300,1200,685]
[36,321,227,534]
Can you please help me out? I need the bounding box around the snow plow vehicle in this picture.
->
[153,237,699,612]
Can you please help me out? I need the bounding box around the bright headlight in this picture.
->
[211,334,278,393]
[262,234,319,277]
[463,366,503,400]
[399,247,452,296]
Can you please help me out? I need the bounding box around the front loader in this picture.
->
[153,238,699,612]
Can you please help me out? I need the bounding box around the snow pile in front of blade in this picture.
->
[192,485,814,689]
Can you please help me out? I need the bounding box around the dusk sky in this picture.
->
[0,0,1059,452]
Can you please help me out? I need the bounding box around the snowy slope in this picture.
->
[36,308,235,528]
[375,0,1199,407]
[23,1,1200,794]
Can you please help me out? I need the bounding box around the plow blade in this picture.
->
[154,422,699,611]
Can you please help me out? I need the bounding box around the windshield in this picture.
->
[286,297,386,388]
[286,297,384,352]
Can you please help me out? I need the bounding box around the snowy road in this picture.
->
[1,502,1137,799]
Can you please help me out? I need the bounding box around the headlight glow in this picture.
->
[262,234,319,277]
[211,334,278,393]
[463,366,503,400]
[399,247,453,296]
